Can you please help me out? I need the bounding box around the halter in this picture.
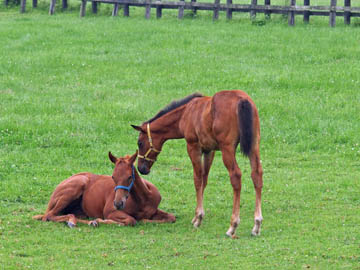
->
[114,165,136,192]
[137,123,161,162]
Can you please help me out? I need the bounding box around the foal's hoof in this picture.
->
[251,219,262,236]
[191,217,201,228]
[225,232,238,239]
[89,220,98,227]
[191,214,203,228]
[67,221,76,228]
[226,229,236,238]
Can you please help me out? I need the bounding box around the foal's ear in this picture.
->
[131,125,144,133]
[108,151,118,164]
[129,150,138,165]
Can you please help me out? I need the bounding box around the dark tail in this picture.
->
[238,99,253,157]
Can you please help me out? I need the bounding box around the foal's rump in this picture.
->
[32,173,95,221]
[211,90,258,155]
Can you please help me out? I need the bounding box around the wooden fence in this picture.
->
[12,0,360,27]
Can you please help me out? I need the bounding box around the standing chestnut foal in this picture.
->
[33,152,175,227]
[131,90,263,237]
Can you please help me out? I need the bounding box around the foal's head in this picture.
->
[131,123,162,175]
[109,151,137,210]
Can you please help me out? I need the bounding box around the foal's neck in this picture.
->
[150,106,186,141]
[131,172,151,201]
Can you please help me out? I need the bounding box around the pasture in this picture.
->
[1,2,360,269]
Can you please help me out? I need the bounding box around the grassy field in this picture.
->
[1,2,360,270]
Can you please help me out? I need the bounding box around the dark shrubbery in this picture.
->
[5,0,21,5]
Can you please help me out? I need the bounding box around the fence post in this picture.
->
[62,0,67,9]
[91,2,97,13]
[49,0,56,15]
[191,0,197,16]
[250,0,257,20]
[178,0,185,19]
[20,0,26,13]
[156,1,162,18]
[112,3,119,16]
[329,0,336,27]
[33,0,37,8]
[344,0,351,25]
[124,4,130,16]
[80,0,87,17]
[226,0,232,19]
[5,0,9,6]
[265,0,270,19]
[303,0,309,23]
[145,0,151,19]
[288,0,295,26]
[213,0,220,20]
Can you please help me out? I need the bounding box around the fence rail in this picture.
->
[11,0,360,27]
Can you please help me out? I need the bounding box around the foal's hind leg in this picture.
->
[44,213,78,228]
[249,147,263,236]
[220,144,242,238]
[42,200,80,227]
[41,175,89,227]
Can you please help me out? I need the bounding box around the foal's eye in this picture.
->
[138,141,143,148]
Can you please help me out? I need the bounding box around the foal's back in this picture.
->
[180,90,258,150]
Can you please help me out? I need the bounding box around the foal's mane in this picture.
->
[145,92,203,124]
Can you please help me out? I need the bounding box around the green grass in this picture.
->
[1,3,360,270]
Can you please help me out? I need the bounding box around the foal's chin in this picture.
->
[137,160,153,175]
[139,169,150,175]
[138,164,151,175]
[115,205,124,210]
[114,200,127,210]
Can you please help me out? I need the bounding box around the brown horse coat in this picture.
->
[132,90,263,237]
[33,152,175,227]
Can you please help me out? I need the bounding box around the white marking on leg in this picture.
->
[192,208,204,228]
[251,216,263,236]
[67,221,76,228]
[226,217,240,237]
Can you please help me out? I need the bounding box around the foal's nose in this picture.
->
[138,164,150,175]
[114,200,125,210]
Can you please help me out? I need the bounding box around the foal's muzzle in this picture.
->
[138,163,150,175]
[114,200,125,210]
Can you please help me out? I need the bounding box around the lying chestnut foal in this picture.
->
[33,151,175,227]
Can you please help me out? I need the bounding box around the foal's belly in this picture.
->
[198,135,218,151]
[82,195,107,218]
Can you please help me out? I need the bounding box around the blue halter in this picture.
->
[114,165,136,192]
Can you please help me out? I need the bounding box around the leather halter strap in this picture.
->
[137,123,161,162]
[114,165,136,192]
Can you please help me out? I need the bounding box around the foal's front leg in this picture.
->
[141,209,176,223]
[100,211,137,226]
[187,143,205,228]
